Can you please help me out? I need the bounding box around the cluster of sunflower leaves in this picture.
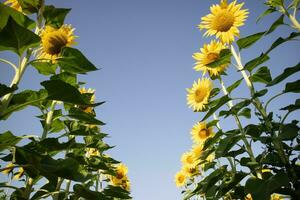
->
[0,1,131,199]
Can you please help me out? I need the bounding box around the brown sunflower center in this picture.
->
[116,172,124,179]
[43,32,68,55]
[178,175,185,183]
[194,89,206,103]
[186,155,194,164]
[198,129,209,139]
[212,10,235,32]
[206,52,219,64]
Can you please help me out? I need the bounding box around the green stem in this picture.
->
[24,177,34,199]
[0,58,18,72]
[42,101,56,139]
[264,92,285,111]
[64,180,71,200]
[230,44,298,183]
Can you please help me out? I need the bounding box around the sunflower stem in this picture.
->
[42,101,57,140]
[0,58,18,72]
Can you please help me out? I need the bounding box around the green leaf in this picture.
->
[215,134,242,158]
[197,167,226,194]
[265,32,300,56]
[0,17,40,55]
[73,184,106,199]
[57,47,98,74]
[43,5,71,28]
[103,185,131,199]
[41,80,87,104]
[238,107,251,119]
[266,15,284,34]
[250,66,272,84]
[17,0,42,14]
[217,172,247,198]
[244,124,262,139]
[0,83,17,98]
[267,62,300,86]
[30,60,57,76]
[280,99,300,112]
[284,80,300,93]
[68,108,105,125]
[244,53,270,72]
[0,3,35,29]
[0,90,47,120]
[227,79,243,94]
[253,89,268,98]
[237,32,265,50]
[206,49,231,68]
[0,131,21,152]
[202,95,231,121]
[256,8,276,23]
[261,152,284,167]
[50,72,77,86]
[279,123,299,140]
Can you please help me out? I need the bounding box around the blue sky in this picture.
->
[1,0,299,199]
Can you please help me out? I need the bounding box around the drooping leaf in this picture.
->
[0,83,17,98]
[238,107,251,119]
[266,14,285,34]
[265,32,300,55]
[68,108,105,125]
[43,5,71,28]
[244,53,270,72]
[279,123,299,140]
[244,124,262,139]
[237,32,265,50]
[17,0,42,14]
[215,134,242,158]
[267,62,300,86]
[217,172,247,198]
[41,80,87,105]
[103,185,131,199]
[0,17,40,55]
[280,99,300,112]
[0,131,21,152]
[202,95,231,121]
[57,47,98,74]
[30,60,57,76]
[226,79,243,94]
[256,8,276,23]
[250,66,272,84]
[284,80,300,93]
[206,49,232,68]
[73,184,106,199]
[0,3,35,29]
[50,72,77,86]
[252,89,268,98]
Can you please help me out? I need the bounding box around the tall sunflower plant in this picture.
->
[0,1,131,199]
[176,0,300,199]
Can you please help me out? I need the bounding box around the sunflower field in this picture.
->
[0,0,300,200]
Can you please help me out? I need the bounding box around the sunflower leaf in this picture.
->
[202,95,231,121]
[43,5,71,28]
[0,17,40,56]
[256,8,276,23]
[267,62,300,86]
[284,80,300,93]
[250,66,272,84]
[237,32,265,50]
[57,47,98,74]
[206,49,232,68]
[244,53,269,72]
[0,83,17,98]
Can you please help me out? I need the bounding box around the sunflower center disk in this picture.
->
[194,89,206,103]
[198,129,209,139]
[44,33,68,55]
[212,10,234,32]
[207,52,219,64]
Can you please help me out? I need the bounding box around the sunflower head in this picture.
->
[193,40,229,76]
[37,25,76,62]
[199,0,249,44]
[4,0,23,12]
[192,144,203,159]
[78,88,96,114]
[114,163,128,180]
[174,171,187,187]
[191,121,215,144]
[181,151,198,167]
[182,164,199,177]
[187,78,213,111]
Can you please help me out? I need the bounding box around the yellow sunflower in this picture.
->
[78,88,95,114]
[4,0,23,12]
[191,144,203,159]
[182,164,199,177]
[110,163,131,191]
[199,0,249,44]
[181,151,198,167]
[85,148,100,158]
[193,40,229,76]
[187,78,213,111]
[191,121,214,144]
[37,25,76,62]
[174,171,187,187]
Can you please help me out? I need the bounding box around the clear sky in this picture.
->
[0,0,299,199]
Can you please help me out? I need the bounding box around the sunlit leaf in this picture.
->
[250,66,272,84]
[30,61,57,76]
[244,53,269,72]
[202,95,231,121]
[237,32,265,50]
[43,5,71,28]
[226,79,242,94]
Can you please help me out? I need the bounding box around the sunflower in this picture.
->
[191,121,214,144]
[85,148,100,158]
[110,163,131,191]
[193,40,229,76]
[191,144,203,159]
[4,0,23,12]
[181,151,198,167]
[37,25,76,62]
[182,164,199,177]
[199,0,249,44]
[187,78,213,111]
[78,88,95,114]
[174,171,187,187]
